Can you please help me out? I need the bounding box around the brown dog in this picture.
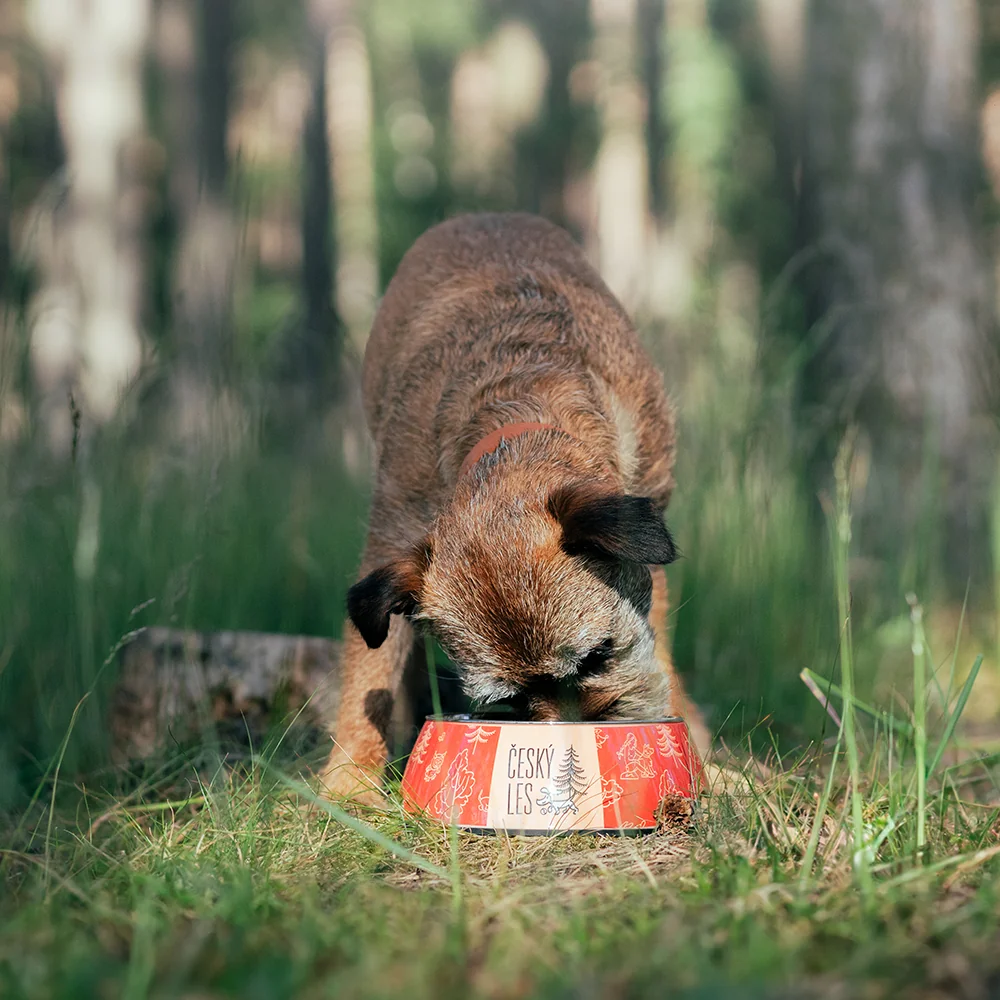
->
[320,213,708,801]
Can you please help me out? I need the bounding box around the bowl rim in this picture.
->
[425,714,687,726]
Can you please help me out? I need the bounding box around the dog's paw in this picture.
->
[315,753,386,808]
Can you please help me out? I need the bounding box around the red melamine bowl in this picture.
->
[400,716,703,834]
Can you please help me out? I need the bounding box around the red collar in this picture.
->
[458,421,559,479]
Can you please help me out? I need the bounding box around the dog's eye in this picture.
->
[578,639,614,677]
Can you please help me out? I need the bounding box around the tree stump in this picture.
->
[109,627,341,765]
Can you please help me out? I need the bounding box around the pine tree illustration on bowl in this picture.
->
[537,746,588,816]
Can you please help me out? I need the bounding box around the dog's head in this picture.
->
[346,477,677,721]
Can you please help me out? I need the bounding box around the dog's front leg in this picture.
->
[319,615,413,803]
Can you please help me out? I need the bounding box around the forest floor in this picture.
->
[2,413,999,998]
[3,736,1000,1000]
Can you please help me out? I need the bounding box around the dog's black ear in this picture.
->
[347,543,430,649]
[549,486,677,565]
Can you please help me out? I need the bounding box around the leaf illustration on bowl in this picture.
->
[432,748,475,818]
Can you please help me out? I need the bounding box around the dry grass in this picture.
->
[6,728,1000,999]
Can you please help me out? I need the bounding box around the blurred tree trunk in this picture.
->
[798,0,1000,597]
[639,0,667,225]
[289,0,376,403]
[0,12,19,446]
[591,0,649,313]
[0,8,13,306]
[646,0,741,325]
[27,0,151,453]
[154,0,239,445]
[323,0,377,360]
[513,0,590,230]
[299,24,339,393]
[756,0,805,207]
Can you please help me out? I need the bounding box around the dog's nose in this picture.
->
[528,700,565,722]
[529,681,585,722]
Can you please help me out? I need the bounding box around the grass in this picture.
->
[1,428,999,998]
[0,426,370,792]
[828,431,870,894]
[1,325,999,996]
[3,719,1000,999]
[2,0,997,981]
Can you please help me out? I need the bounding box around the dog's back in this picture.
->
[362,213,676,509]
[363,214,619,408]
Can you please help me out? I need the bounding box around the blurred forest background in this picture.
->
[1,0,1000,802]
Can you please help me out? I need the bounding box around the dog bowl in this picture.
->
[400,716,702,834]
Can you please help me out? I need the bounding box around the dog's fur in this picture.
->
[320,213,708,800]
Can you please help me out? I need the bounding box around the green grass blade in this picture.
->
[265,766,450,879]
[943,581,970,709]
[800,668,914,737]
[830,431,871,897]
[0,629,140,878]
[424,635,444,721]
[925,655,984,781]
[992,458,1000,670]
[798,727,843,887]
[43,693,90,893]
[908,595,927,854]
